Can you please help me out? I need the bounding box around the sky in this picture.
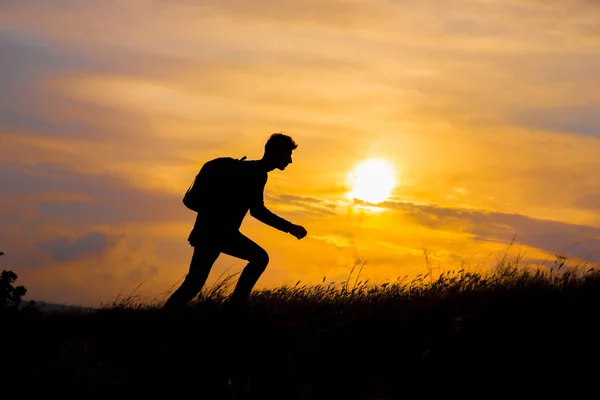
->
[1,0,600,306]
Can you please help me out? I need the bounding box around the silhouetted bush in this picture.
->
[1,270,38,316]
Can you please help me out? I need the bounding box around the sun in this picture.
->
[346,158,397,204]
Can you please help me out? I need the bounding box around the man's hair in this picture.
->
[264,132,298,155]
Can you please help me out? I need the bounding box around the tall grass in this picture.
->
[102,247,599,313]
[4,250,600,399]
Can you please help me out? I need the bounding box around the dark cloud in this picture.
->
[358,199,600,261]
[0,32,87,85]
[0,33,81,136]
[0,31,145,140]
[574,192,600,212]
[0,163,190,226]
[37,231,122,262]
[515,105,600,138]
[265,193,338,218]
[277,194,326,204]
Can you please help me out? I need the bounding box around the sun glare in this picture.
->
[346,158,397,204]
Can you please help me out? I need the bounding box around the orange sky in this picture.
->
[1,0,600,306]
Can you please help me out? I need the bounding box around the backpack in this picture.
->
[182,156,247,212]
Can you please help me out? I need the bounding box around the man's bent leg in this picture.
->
[220,232,269,306]
[163,244,221,309]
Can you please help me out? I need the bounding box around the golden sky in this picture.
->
[1,0,600,306]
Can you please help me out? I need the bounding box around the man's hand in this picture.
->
[288,224,307,240]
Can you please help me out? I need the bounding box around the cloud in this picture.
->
[365,199,600,261]
[37,231,123,262]
[574,192,600,213]
[515,105,600,138]
[0,162,190,226]
[0,0,389,39]
[4,0,600,143]
[264,193,339,221]
[124,261,159,283]
[309,234,354,249]
[175,0,387,30]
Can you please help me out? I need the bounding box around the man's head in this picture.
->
[264,133,298,171]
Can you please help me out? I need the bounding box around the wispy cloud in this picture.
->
[37,231,123,262]
[357,199,600,261]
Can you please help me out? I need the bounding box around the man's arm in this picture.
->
[249,175,294,233]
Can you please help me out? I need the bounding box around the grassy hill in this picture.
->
[3,261,600,399]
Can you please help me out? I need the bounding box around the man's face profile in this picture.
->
[276,149,293,171]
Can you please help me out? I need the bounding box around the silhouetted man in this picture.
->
[164,133,307,309]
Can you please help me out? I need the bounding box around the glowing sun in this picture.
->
[346,158,397,203]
